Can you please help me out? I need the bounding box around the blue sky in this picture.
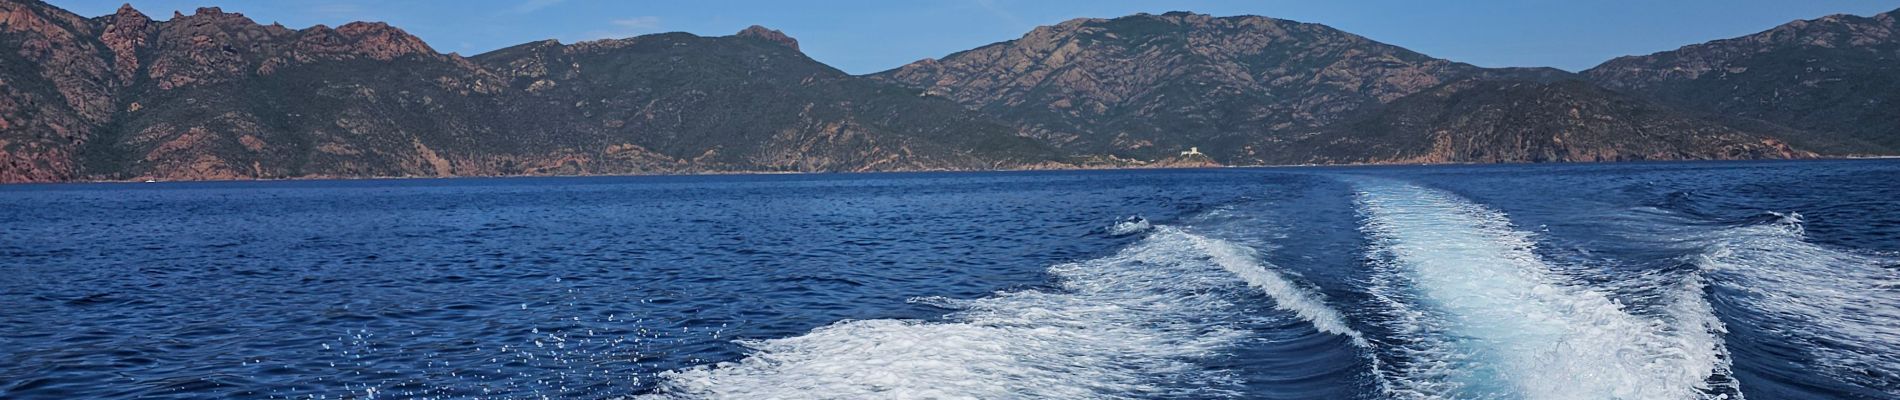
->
[51,0,1900,74]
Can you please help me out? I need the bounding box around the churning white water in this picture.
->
[1353,179,1731,400]
[640,226,1360,399]
[1695,213,1900,389]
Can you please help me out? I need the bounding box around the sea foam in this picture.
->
[1190,233,1368,346]
[1353,179,1731,400]
[1107,216,1155,236]
[640,226,1360,399]
[1696,214,1900,390]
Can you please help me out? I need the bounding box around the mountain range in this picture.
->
[2,0,1896,182]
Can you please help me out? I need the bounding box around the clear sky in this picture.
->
[49,0,1900,74]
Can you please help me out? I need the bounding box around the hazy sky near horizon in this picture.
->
[50,0,1900,74]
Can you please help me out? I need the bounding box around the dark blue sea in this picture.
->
[2,160,1896,399]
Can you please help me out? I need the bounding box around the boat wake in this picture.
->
[1695,212,1900,391]
[640,225,1360,399]
[1353,179,1733,400]
[1107,215,1155,236]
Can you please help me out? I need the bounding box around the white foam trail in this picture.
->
[1354,179,1730,400]
[1696,215,1900,389]
[1664,273,1741,397]
[639,227,1362,399]
[1190,234,1369,346]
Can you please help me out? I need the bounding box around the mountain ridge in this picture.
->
[2,1,1895,183]
[1,0,1061,182]
[868,11,1576,161]
[1585,7,1900,154]
[1258,78,1811,165]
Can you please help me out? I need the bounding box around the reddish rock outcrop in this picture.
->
[734,25,798,51]
[0,0,122,181]
[98,4,154,84]
[144,7,289,90]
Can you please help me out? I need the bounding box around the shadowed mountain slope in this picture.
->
[1587,8,1900,155]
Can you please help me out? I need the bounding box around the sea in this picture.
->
[2,160,1896,399]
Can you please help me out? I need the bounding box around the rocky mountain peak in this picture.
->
[735,25,798,51]
[1147,10,1217,25]
[327,21,436,58]
[167,5,260,28]
[1589,8,1900,91]
[1,0,92,35]
[1767,12,1894,47]
[99,3,155,83]
[1582,7,1900,155]
[111,3,141,18]
[871,11,1488,159]
[122,4,449,89]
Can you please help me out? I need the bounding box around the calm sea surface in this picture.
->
[2,160,1896,399]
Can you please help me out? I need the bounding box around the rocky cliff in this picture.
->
[0,0,115,181]
[85,6,536,181]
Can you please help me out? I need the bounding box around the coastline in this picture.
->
[5,156,1894,186]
